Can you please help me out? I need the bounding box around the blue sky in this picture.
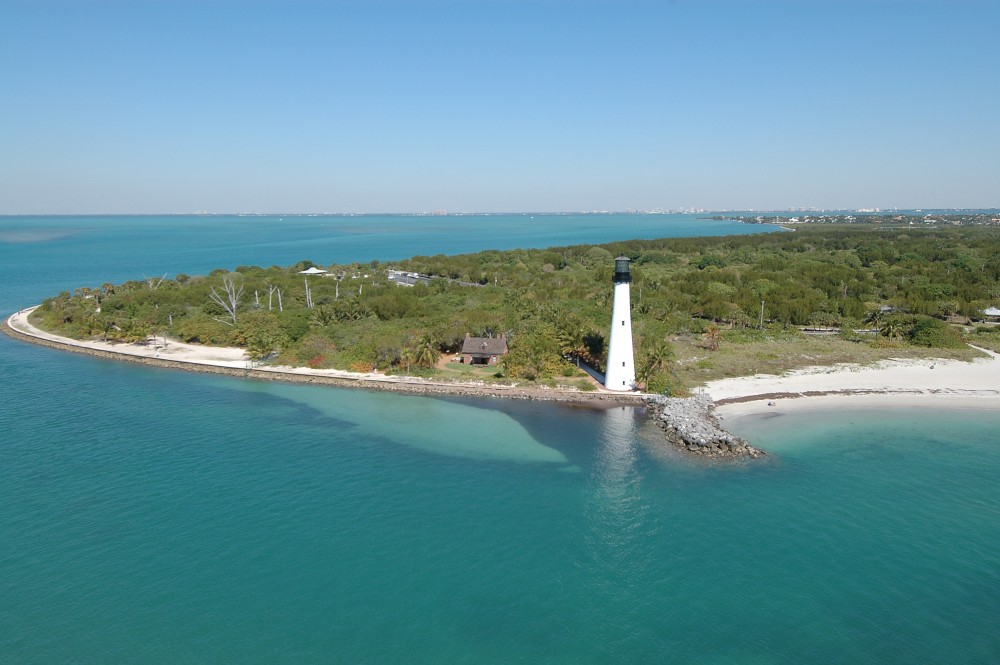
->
[2,0,997,213]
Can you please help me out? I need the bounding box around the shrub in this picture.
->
[869,337,902,349]
[295,332,337,362]
[645,371,688,397]
[172,313,231,345]
[908,317,965,348]
[839,327,867,343]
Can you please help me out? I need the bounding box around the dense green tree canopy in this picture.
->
[34,226,1000,389]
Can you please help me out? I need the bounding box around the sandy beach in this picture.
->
[708,346,1000,419]
[2,307,641,405]
[6,307,253,367]
[7,307,1000,415]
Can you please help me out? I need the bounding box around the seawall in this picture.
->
[2,313,645,406]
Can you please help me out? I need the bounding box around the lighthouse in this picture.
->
[605,256,636,391]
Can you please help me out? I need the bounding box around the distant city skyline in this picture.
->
[2,0,997,215]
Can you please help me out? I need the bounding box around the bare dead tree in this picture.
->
[265,282,277,310]
[145,273,167,291]
[254,289,260,309]
[304,277,314,309]
[265,282,285,311]
[209,275,243,325]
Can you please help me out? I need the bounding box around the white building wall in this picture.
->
[605,281,635,391]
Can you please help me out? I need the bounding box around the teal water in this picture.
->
[2,215,999,663]
[0,213,771,309]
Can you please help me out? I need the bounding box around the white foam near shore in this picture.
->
[708,346,1000,419]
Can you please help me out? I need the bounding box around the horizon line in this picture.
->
[3,207,999,217]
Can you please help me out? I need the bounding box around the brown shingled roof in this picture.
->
[461,335,508,357]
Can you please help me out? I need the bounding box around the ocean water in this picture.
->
[0,213,771,307]
[1,215,998,663]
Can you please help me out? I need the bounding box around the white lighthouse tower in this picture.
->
[605,256,636,391]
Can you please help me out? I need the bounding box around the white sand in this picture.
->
[7,307,251,366]
[10,306,1000,411]
[707,346,1000,418]
[4,308,615,396]
[5,307,426,381]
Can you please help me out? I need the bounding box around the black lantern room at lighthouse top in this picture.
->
[613,256,631,283]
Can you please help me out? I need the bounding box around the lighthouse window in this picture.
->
[621,320,624,326]
[622,362,626,367]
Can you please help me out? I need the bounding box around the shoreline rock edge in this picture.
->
[646,394,766,459]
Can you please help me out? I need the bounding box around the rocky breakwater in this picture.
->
[646,394,766,459]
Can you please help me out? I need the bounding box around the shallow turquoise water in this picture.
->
[1,215,998,663]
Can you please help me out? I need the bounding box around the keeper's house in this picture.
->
[461,333,508,365]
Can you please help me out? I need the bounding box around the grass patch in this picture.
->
[433,360,501,381]
[966,328,1000,353]
[669,330,985,386]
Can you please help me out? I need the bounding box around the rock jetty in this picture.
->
[646,393,766,459]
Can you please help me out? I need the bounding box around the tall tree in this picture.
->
[236,311,287,361]
[209,275,243,326]
[864,307,885,334]
[399,345,415,374]
[414,334,439,368]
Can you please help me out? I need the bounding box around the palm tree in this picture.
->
[880,318,903,340]
[310,305,336,328]
[637,340,675,388]
[864,307,886,334]
[703,324,721,351]
[647,340,675,374]
[582,332,606,368]
[556,324,586,366]
[414,334,439,368]
[399,346,415,374]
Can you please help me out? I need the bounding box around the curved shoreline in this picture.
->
[8,306,999,459]
[2,308,646,406]
[707,346,1000,420]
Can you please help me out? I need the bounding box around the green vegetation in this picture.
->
[32,227,1000,391]
[967,326,1000,354]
